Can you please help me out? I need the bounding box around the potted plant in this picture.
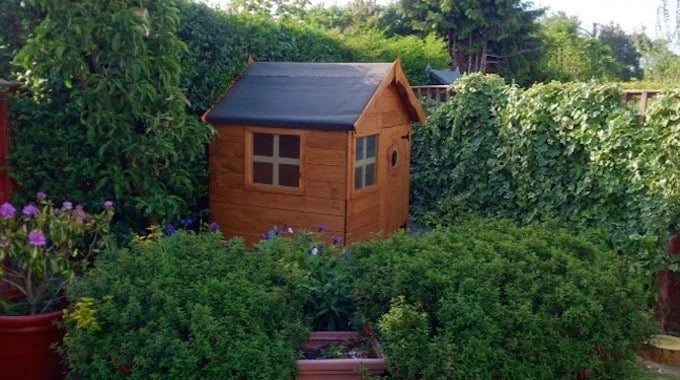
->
[0,193,113,380]
[297,331,386,380]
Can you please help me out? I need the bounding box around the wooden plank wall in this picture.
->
[209,125,347,245]
[347,83,413,243]
[0,91,10,204]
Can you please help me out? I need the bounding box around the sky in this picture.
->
[310,0,671,40]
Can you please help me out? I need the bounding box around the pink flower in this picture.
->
[22,204,40,218]
[28,230,46,247]
[36,192,47,201]
[104,200,114,210]
[0,202,16,219]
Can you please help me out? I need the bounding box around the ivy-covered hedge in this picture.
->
[349,221,653,379]
[63,232,309,378]
[412,74,680,275]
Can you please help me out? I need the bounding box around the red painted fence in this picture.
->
[0,82,12,203]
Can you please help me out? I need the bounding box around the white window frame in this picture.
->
[355,135,377,189]
[253,134,300,187]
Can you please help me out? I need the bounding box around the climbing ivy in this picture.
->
[412,74,680,276]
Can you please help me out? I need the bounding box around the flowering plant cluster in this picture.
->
[0,193,114,315]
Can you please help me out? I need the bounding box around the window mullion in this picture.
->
[362,138,368,187]
[272,135,280,186]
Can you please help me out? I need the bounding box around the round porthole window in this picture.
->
[387,144,400,176]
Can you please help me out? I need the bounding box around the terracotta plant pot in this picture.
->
[297,331,386,380]
[0,310,65,380]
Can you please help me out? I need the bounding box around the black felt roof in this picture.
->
[205,62,394,130]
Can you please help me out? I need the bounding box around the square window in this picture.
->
[356,137,364,161]
[279,164,300,187]
[253,162,273,184]
[251,132,301,188]
[364,163,375,186]
[355,135,377,190]
[365,136,376,158]
[279,134,300,159]
[253,133,273,156]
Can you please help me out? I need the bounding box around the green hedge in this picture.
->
[349,221,653,379]
[63,232,309,378]
[412,74,680,276]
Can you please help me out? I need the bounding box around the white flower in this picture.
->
[311,247,319,256]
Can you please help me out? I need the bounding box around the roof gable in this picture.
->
[203,61,424,131]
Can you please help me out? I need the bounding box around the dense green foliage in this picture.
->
[537,15,622,82]
[177,0,448,115]
[349,221,653,379]
[63,232,309,378]
[412,74,680,275]
[9,0,214,230]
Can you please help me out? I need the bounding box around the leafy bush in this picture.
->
[10,0,213,230]
[0,194,113,315]
[62,232,308,378]
[255,228,355,331]
[412,74,680,276]
[350,220,653,379]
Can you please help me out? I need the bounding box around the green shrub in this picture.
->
[62,232,308,378]
[10,0,213,230]
[350,220,653,379]
[255,229,355,331]
[412,74,680,276]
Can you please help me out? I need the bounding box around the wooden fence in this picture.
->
[412,85,664,114]
[411,85,452,102]
[622,90,662,114]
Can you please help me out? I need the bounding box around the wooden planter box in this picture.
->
[297,331,386,380]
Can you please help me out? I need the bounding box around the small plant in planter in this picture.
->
[0,193,113,379]
[257,226,386,379]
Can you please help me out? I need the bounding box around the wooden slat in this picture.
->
[305,148,346,166]
[210,156,244,174]
[305,180,346,200]
[348,189,380,215]
[218,188,344,216]
[305,131,347,150]
[210,173,244,190]
[213,125,245,142]
[209,140,244,157]
[211,202,344,232]
[306,164,346,183]
[347,205,380,231]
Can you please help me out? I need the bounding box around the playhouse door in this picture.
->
[380,124,411,233]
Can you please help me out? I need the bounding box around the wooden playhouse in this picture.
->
[203,60,425,245]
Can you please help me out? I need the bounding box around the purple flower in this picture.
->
[103,200,113,210]
[318,223,327,233]
[22,204,40,218]
[209,222,220,232]
[62,201,73,211]
[261,232,268,240]
[28,230,46,247]
[266,230,277,239]
[164,225,176,235]
[332,235,342,245]
[342,252,351,261]
[0,202,16,219]
[72,205,87,224]
[36,192,47,201]
[180,218,193,228]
